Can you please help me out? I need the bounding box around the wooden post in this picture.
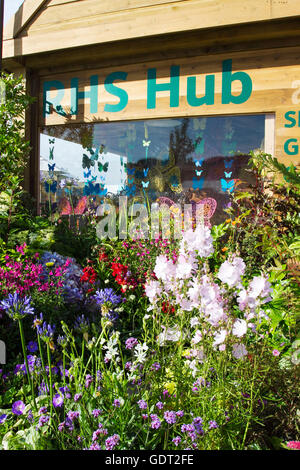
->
[0,0,4,72]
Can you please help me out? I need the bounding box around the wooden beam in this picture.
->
[4,0,48,40]
[3,0,300,59]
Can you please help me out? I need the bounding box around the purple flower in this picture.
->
[27,410,34,423]
[92,409,102,418]
[53,393,64,408]
[156,401,164,410]
[89,442,101,450]
[105,434,120,450]
[125,337,138,350]
[0,414,7,424]
[94,288,123,306]
[176,410,184,418]
[164,410,177,425]
[85,374,93,389]
[27,341,38,353]
[181,424,194,433]
[172,436,181,447]
[137,400,147,410]
[113,399,121,408]
[74,393,82,403]
[67,411,80,421]
[38,406,48,415]
[208,420,219,430]
[150,362,161,371]
[1,294,34,320]
[150,414,161,429]
[37,415,50,428]
[193,417,204,434]
[58,422,65,432]
[12,400,25,415]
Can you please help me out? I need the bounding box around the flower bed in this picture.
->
[0,223,298,451]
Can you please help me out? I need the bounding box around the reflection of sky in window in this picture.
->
[40,134,127,193]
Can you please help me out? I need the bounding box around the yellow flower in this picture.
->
[164,382,176,395]
[221,247,228,252]
[182,349,192,357]
[46,262,54,267]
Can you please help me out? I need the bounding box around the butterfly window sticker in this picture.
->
[192,118,207,191]
[82,144,108,197]
[141,123,151,191]
[44,138,58,198]
[221,120,236,194]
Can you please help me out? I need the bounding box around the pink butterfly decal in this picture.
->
[60,196,88,215]
[191,197,217,228]
[157,196,216,227]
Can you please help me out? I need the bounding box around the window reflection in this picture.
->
[40,115,266,225]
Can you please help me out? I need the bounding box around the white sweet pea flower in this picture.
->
[158,325,181,346]
[213,329,227,347]
[232,319,247,338]
[218,255,245,288]
[190,316,200,328]
[154,255,176,282]
[191,330,202,345]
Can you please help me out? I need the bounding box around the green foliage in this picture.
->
[0,73,34,188]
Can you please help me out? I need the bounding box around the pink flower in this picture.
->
[286,441,300,450]
[272,349,280,356]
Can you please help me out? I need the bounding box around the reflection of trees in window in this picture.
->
[40,123,94,149]
[169,118,195,167]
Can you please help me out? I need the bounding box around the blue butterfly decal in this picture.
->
[194,158,204,167]
[84,170,92,179]
[48,163,56,173]
[192,177,204,190]
[142,181,149,188]
[125,185,136,197]
[128,177,135,185]
[127,168,135,176]
[143,168,149,177]
[224,171,232,178]
[83,182,107,197]
[44,180,57,194]
[99,176,106,183]
[221,178,235,193]
[224,159,234,169]
[195,170,203,176]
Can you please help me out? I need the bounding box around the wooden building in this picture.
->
[2,0,300,223]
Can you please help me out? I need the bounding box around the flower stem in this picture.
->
[18,319,37,411]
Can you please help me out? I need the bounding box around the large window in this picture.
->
[40,114,273,225]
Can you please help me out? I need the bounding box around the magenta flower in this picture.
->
[286,441,300,450]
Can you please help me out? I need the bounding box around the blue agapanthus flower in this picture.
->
[0,293,34,320]
[94,288,123,306]
[74,314,89,333]
[37,322,56,343]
